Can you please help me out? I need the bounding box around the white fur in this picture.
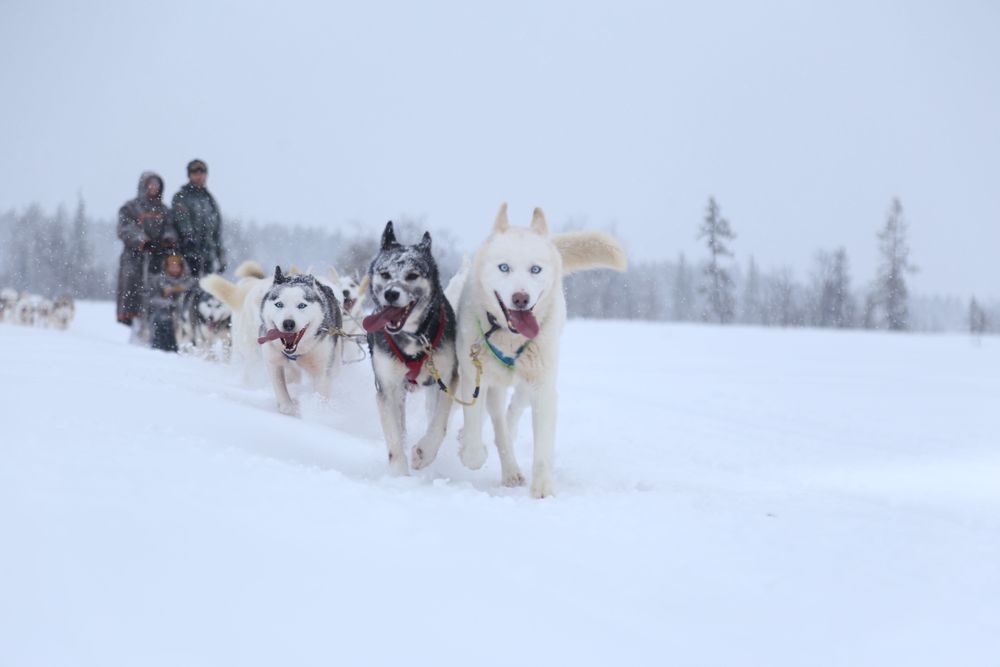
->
[444,254,470,311]
[455,203,627,498]
[200,261,271,373]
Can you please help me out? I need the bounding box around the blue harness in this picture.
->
[478,313,528,369]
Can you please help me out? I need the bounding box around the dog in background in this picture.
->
[0,288,18,322]
[322,268,370,363]
[176,287,232,358]
[49,296,75,330]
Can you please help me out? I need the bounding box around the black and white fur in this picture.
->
[365,221,458,475]
[177,287,232,358]
[257,267,343,415]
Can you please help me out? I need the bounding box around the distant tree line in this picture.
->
[0,196,995,334]
[0,202,461,300]
[564,196,998,335]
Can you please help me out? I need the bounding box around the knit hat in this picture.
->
[187,159,208,174]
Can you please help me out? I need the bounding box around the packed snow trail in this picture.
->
[2,303,998,666]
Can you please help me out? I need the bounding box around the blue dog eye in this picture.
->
[498,263,509,273]
[275,301,284,309]
[297,303,307,309]
[531,265,542,274]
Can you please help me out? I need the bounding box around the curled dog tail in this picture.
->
[234,260,266,279]
[199,274,241,310]
[553,231,628,274]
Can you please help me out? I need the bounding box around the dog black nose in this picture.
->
[384,289,400,304]
[343,289,350,299]
[282,319,296,332]
[512,291,530,309]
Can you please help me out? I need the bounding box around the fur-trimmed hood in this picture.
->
[136,171,165,201]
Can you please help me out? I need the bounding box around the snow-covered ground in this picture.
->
[2,302,998,666]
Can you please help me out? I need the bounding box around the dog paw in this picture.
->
[459,443,488,470]
[501,468,526,487]
[388,451,409,476]
[410,441,438,470]
[530,475,554,499]
[410,446,428,470]
[277,400,300,416]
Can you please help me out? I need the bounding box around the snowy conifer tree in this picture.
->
[969,297,988,335]
[740,256,763,325]
[698,197,736,324]
[672,252,695,321]
[873,198,917,331]
[811,247,855,328]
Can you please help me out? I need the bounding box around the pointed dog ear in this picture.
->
[419,231,432,251]
[327,266,341,284]
[316,281,342,326]
[530,207,549,236]
[274,265,285,283]
[357,274,370,295]
[493,202,510,233]
[381,221,398,250]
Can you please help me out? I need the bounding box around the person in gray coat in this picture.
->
[148,253,196,352]
[171,159,225,277]
[116,171,178,328]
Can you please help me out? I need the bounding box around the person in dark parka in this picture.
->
[116,171,178,327]
[171,159,225,277]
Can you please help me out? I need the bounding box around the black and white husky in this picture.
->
[256,267,344,415]
[177,287,232,357]
[362,221,458,475]
[203,264,343,415]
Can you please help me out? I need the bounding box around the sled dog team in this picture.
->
[0,288,75,330]
[202,204,627,498]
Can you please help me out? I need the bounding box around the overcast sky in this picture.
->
[2,0,997,297]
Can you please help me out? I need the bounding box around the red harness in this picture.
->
[383,304,446,384]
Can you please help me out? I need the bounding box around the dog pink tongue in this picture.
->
[509,309,540,339]
[362,306,407,333]
[258,328,295,345]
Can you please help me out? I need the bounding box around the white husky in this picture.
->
[455,204,627,498]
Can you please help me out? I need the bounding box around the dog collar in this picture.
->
[478,314,527,369]
[383,303,447,384]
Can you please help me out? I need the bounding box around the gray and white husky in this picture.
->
[204,265,343,415]
[256,266,344,415]
[177,287,232,357]
[362,221,458,475]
